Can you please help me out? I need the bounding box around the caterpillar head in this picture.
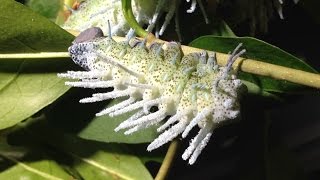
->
[68,42,96,70]
[73,27,104,44]
[69,27,125,71]
[68,27,105,70]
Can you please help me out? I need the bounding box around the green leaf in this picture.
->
[8,118,155,180]
[211,20,236,37]
[59,135,154,180]
[0,0,74,53]
[47,93,159,143]
[189,36,318,93]
[78,98,159,143]
[26,0,61,20]
[0,137,73,180]
[241,80,280,99]
[0,0,75,129]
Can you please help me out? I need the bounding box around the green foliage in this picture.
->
[210,20,236,37]
[26,0,61,20]
[47,97,160,143]
[0,137,74,180]
[0,0,75,129]
[0,0,73,53]
[3,116,154,180]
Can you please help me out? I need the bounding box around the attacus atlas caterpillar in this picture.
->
[58,24,246,164]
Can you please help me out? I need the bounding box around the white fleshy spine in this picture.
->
[275,0,300,19]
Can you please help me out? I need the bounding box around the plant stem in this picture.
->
[237,56,320,89]
[155,140,179,180]
[0,52,70,59]
[181,45,320,89]
[121,0,147,37]
[4,34,320,89]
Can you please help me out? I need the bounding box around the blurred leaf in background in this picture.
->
[5,116,157,180]
[26,0,61,21]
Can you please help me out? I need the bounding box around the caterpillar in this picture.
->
[58,26,246,165]
[63,0,132,36]
[63,0,300,40]
[63,0,209,39]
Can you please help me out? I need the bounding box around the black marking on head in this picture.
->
[68,42,96,70]
[73,27,104,44]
